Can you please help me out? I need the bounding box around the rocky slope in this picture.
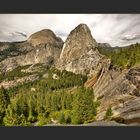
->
[0,29,63,72]
[0,74,39,89]
[85,51,140,125]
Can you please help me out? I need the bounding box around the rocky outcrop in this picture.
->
[87,67,140,124]
[84,120,127,126]
[84,58,111,87]
[0,74,39,89]
[43,120,127,126]
[0,29,63,72]
[56,24,107,77]
[27,29,63,47]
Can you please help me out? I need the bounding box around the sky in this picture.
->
[0,14,140,47]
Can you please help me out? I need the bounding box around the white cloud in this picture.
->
[0,14,140,47]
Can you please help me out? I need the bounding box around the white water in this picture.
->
[60,43,66,59]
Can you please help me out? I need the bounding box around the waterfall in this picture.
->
[60,43,66,59]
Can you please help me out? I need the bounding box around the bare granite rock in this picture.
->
[0,29,63,72]
[56,23,107,77]
[87,67,140,124]
[0,74,39,89]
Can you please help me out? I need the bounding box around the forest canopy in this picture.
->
[0,67,99,126]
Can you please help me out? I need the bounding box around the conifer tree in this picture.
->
[0,86,10,124]
[72,87,94,124]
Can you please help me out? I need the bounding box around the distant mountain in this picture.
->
[27,29,63,47]
[0,29,63,72]
[98,43,112,48]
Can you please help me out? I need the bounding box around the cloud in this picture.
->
[14,31,27,38]
[121,34,140,41]
[0,14,140,47]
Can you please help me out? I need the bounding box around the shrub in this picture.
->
[104,106,113,120]
[37,113,51,126]
[58,112,65,124]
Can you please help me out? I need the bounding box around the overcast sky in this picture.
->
[0,14,140,47]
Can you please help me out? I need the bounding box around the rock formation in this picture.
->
[56,23,109,77]
[0,29,63,72]
[27,29,63,47]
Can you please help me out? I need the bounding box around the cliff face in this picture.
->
[56,24,109,77]
[0,29,63,72]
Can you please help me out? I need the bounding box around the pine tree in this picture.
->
[71,87,94,124]
[105,106,113,120]
[28,95,37,123]
[0,86,10,124]
[45,94,51,113]
[62,93,67,110]
[4,104,20,126]
[51,94,58,111]
[58,111,65,124]
[65,93,73,110]
[56,93,61,110]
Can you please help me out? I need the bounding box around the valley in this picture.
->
[0,23,140,126]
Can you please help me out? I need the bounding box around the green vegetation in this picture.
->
[6,67,87,97]
[2,86,98,126]
[104,106,113,120]
[0,86,10,124]
[0,65,32,82]
[45,68,87,90]
[71,87,95,124]
[98,43,140,69]
[0,66,99,126]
